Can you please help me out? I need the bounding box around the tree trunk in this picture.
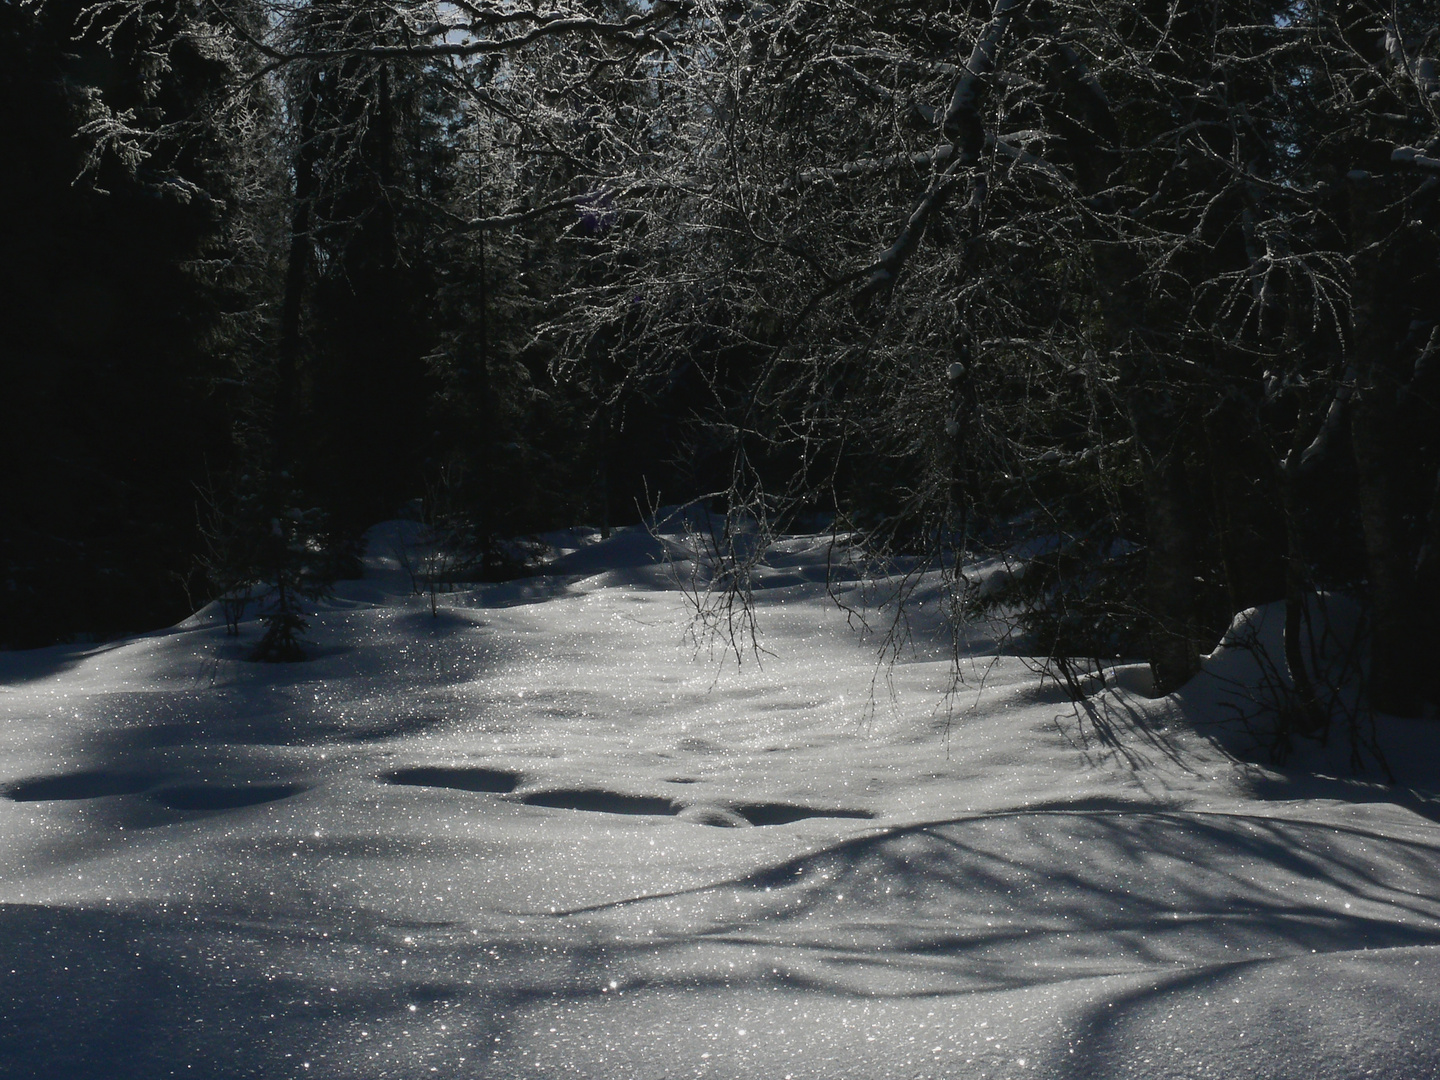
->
[1348,176,1425,717]
[1128,387,1203,691]
[1279,458,1329,736]
[1046,37,1206,691]
[1203,394,1287,615]
[470,197,495,574]
[274,75,319,473]
[1090,243,1204,691]
[1351,391,1425,716]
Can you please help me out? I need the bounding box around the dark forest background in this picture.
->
[3,0,1437,731]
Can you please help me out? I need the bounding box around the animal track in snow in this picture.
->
[3,770,304,812]
[4,770,168,802]
[384,773,687,817]
[676,804,752,828]
[383,766,521,793]
[522,790,875,826]
[731,802,875,826]
[146,783,304,811]
[521,789,680,816]
[378,770,876,827]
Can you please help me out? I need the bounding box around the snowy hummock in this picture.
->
[2,518,1439,1079]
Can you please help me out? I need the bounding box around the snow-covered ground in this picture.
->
[3,518,1439,1079]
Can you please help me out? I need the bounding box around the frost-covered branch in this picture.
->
[856,0,1031,298]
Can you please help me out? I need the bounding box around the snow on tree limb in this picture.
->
[1393,146,1440,174]
[856,0,1031,300]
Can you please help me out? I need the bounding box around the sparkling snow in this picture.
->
[2,518,1438,1078]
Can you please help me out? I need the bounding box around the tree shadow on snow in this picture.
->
[536,806,1440,998]
[9,797,1440,1079]
[0,638,152,686]
[1044,946,1440,1080]
[0,901,526,1080]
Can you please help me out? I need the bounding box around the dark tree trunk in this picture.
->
[1129,387,1203,690]
[274,75,319,472]
[1348,177,1425,717]
[1203,394,1287,615]
[1350,397,1425,716]
[469,201,495,572]
[1046,37,1207,691]
[1089,242,1205,691]
[1417,468,1440,666]
[1279,458,1329,736]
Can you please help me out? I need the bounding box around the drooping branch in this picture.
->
[797,143,957,186]
[1392,145,1440,174]
[460,182,660,231]
[855,0,1030,298]
[180,0,689,78]
[942,0,1029,157]
[268,16,680,64]
[1296,366,1356,474]
[797,132,1068,189]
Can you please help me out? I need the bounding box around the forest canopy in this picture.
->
[4,0,1437,721]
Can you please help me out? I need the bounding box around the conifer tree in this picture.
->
[0,0,251,647]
